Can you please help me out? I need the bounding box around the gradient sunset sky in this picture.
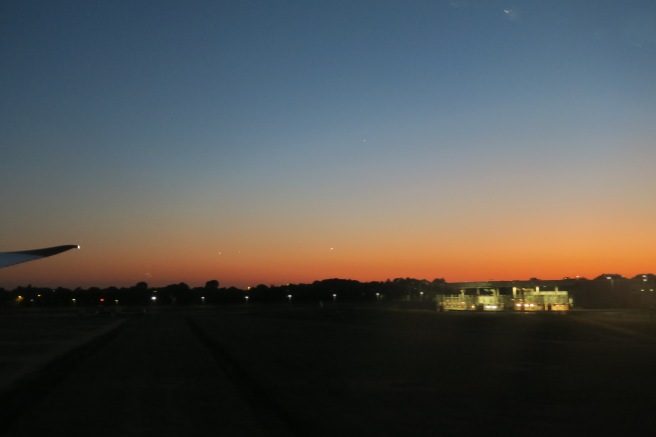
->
[2,0,655,289]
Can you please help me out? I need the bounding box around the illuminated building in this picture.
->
[438,281,571,311]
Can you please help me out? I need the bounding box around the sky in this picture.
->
[2,0,656,289]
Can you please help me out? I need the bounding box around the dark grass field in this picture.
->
[2,305,656,436]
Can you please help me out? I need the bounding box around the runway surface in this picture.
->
[2,306,656,436]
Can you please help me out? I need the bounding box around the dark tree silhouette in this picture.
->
[205,279,219,290]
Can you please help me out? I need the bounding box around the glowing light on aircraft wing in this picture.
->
[0,245,79,269]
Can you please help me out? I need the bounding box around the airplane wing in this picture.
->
[0,245,79,269]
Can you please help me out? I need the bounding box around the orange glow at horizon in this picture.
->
[2,223,654,289]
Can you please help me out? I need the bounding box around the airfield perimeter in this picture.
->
[1,305,656,436]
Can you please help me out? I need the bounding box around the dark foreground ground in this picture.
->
[1,305,656,436]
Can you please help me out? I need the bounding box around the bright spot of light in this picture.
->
[503,8,519,21]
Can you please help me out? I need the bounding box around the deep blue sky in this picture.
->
[2,0,655,288]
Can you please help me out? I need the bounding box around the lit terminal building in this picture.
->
[437,281,572,312]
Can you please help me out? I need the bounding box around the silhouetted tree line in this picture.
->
[1,274,655,309]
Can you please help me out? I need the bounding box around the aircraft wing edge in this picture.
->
[0,245,79,269]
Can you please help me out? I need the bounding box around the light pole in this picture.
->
[607,276,615,292]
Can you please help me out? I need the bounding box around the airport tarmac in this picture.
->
[2,306,656,436]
